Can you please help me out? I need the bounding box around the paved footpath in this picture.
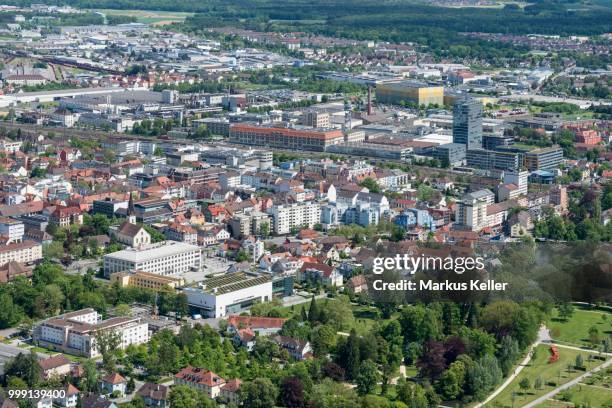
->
[474,326,550,408]
[522,358,612,408]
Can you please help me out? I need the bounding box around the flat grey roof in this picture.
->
[104,241,200,263]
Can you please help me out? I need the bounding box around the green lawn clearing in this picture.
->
[488,344,602,407]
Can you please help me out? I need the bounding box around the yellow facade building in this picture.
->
[376,81,444,106]
[111,270,185,291]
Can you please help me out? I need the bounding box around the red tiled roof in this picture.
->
[39,354,71,371]
[227,315,287,330]
[221,379,242,393]
[66,384,80,396]
[300,261,334,277]
[175,366,225,387]
[102,372,126,385]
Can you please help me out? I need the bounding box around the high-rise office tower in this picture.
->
[453,97,483,150]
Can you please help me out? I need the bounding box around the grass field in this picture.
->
[548,306,612,348]
[550,383,612,407]
[274,298,397,336]
[488,344,601,407]
[94,9,194,25]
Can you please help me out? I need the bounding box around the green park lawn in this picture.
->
[548,306,612,348]
[549,384,612,407]
[489,344,601,407]
[272,298,397,336]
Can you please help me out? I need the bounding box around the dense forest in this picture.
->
[4,0,611,61]
[4,0,612,38]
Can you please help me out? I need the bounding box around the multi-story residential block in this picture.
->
[229,124,344,152]
[0,217,24,243]
[498,169,529,201]
[0,240,42,266]
[268,202,322,235]
[33,309,149,358]
[374,169,411,190]
[503,169,529,196]
[164,223,198,245]
[228,212,271,239]
[103,241,202,277]
[455,189,496,231]
[218,170,241,189]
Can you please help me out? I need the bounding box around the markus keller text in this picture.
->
[373,279,508,291]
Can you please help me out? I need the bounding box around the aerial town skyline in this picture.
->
[0,1,609,407]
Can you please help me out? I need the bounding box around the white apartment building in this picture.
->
[503,169,529,196]
[455,189,496,231]
[33,309,149,358]
[0,139,22,153]
[218,170,241,189]
[268,202,321,235]
[0,217,24,243]
[183,273,273,318]
[0,240,42,265]
[103,241,202,277]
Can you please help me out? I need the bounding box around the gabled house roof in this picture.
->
[102,372,126,385]
[227,315,287,330]
[39,354,71,371]
[175,366,225,388]
[137,383,168,401]
[117,222,145,238]
[300,261,334,277]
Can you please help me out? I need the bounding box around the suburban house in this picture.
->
[174,366,226,398]
[136,383,169,408]
[39,354,72,380]
[99,373,127,397]
[270,335,313,360]
[298,262,343,287]
[53,384,79,408]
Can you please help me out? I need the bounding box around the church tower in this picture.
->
[127,192,136,224]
